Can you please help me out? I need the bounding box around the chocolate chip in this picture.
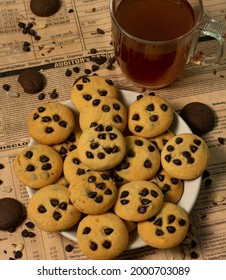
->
[86,151,94,158]
[109,133,117,140]
[25,221,35,229]
[104,228,114,235]
[156,228,164,236]
[150,190,158,198]
[95,196,103,203]
[96,182,106,190]
[38,205,47,213]
[147,103,154,111]
[166,226,176,233]
[154,218,162,226]
[45,127,54,134]
[3,84,11,91]
[102,240,111,249]
[135,139,143,146]
[42,163,52,170]
[218,137,226,145]
[83,227,91,234]
[26,164,35,171]
[59,120,67,128]
[148,145,156,152]
[193,139,201,146]
[102,105,110,112]
[175,137,183,144]
[88,191,97,198]
[141,198,152,205]
[138,206,147,214]
[65,244,73,252]
[132,114,140,120]
[90,241,98,251]
[113,115,122,123]
[173,159,182,165]
[104,188,113,195]
[25,151,33,159]
[120,191,129,198]
[50,199,59,207]
[98,152,105,159]
[83,94,92,101]
[161,104,168,111]
[167,145,174,151]
[165,154,171,162]
[168,215,176,223]
[162,184,170,194]
[53,211,62,221]
[144,159,152,168]
[14,251,23,259]
[39,155,49,162]
[135,125,143,132]
[190,145,198,153]
[99,90,107,96]
[139,188,149,196]
[59,202,67,210]
[178,219,186,226]
[150,115,158,122]
[120,199,129,205]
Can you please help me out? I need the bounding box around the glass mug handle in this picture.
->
[189,14,226,65]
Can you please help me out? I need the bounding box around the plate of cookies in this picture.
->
[13,75,210,259]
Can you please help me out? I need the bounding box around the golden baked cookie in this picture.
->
[27,184,82,232]
[28,102,75,145]
[13,144,63,189]
[114,135,161,181]
[161,133,210,179]
[137,202,189,249]
[155,169,184,204]
[68,170,117,215]
[71,75,118,111]
[114,180,163,222]
[52,126,82,160]
[77,124,126,170]
[149,129,175,151]
[128,93,174,138]
[77,212,129,259]
[63,149,90,183]
[79,96,127,132]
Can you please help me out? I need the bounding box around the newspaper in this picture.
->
[0,0,226,260]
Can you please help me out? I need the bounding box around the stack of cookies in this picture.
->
[13,75,210,259]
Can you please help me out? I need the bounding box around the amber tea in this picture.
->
[111,0,196,88]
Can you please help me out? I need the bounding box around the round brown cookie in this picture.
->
[161,133,210,179]
[63,149,90,183]
[114,136,161,181]
[68,170,117,215]
[52,126,82,160]
[114,180,163,222]
[180,102,215,135]
[13,144,63,189]
[128,93,174,138]
[28,102,75,145]
[149,129,175,151]
[30,0,61,17]
[70,75,118,111]
[18,68,45,93]
[137,202,189,249]
[79,96,127,133]
[77,123,126,170]
[77,212,129,259]
[0,198,25,230]
[27,184,81,232]
[155,169,184,204]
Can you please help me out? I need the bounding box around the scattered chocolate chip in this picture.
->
[218,137,226,145]
[65,244,74,252]
[49,89,59,99]
[3,84,11,91]
[38,92,46,100]
[97,28,105,34]
[65,69,72,77]
[25,221,35,229]
[14,250,22,259]
[0,163,5,169]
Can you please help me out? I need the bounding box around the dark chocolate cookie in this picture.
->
[0,198,25,230]
[18,68,45,93]
[30,0,61,17]
[180,102,215,135]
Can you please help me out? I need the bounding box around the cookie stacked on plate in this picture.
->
[13,75,210,259]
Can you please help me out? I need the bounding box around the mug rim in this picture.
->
[109,0,204,45]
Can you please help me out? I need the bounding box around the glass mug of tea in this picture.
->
[110,0,226,89]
